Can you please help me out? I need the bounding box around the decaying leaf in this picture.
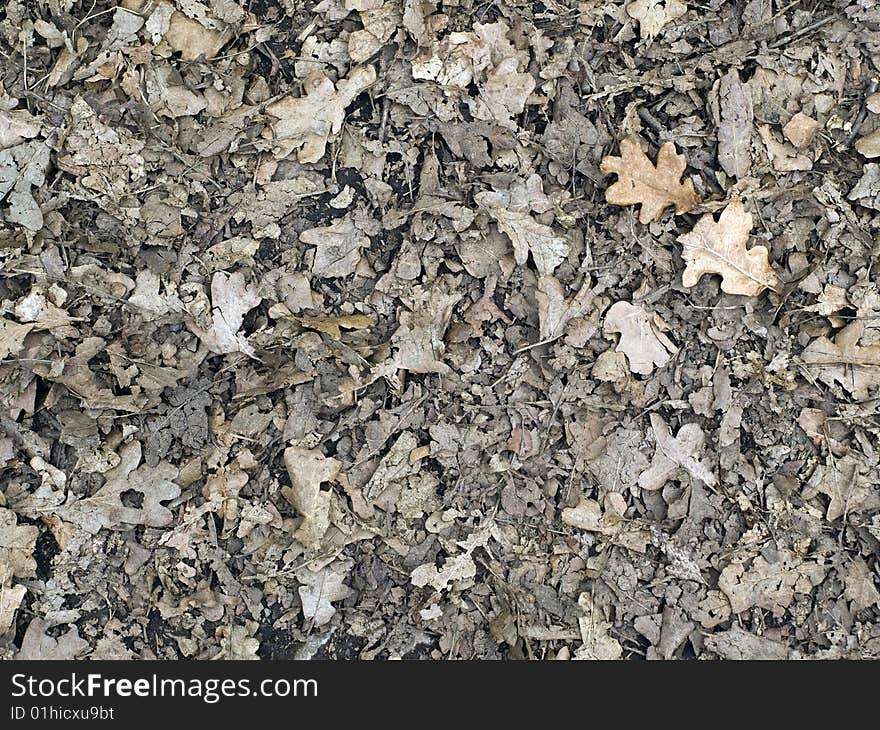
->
[411,552,477,592]
[17,618,90,660]
[574,592,622,660]
[801,321,880,400]
[535,276,599,342]
[0,507,39,578]
[265,65,377,163]
[391,275,462,374]
[758,124,812,171]
[678,201,780,296]
[299,215,370,278]
[843,559,880,612]
[562,493,649,552]
[639,413,716,490]
[603,300,677,375]
[0,564,26,637]
[475,175,570,276]
[716,69,753,178]
[600,136,698,223]
[626,0,687,39]
[58,441,180,533]
[719,551,826,617]
[283,447,341,549]
[56,96,145,222]
[803,454,880,522]
[187,271,261,356]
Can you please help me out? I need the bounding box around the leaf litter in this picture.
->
[0,0,878,661]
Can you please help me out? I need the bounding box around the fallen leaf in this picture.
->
[265,65,377,164]
[758,123,812,171]
[603,300,677,375]
[0,564,26,637]
[475,175,570,276]
[188,271,261,356]
[391,276,462,374]
[783,112,820,149]
[411,552,477,592]
[678,200,780,296]
[574,592,622,659]
[0,507,39,578]
[719,551,825,617]
[855,129,880,159]
[716,69,753,178]
[58,441,180,533]
[626,0,687,39]
[803,454,880,522]
[639,413,716,489]
[843,558,880,612]
[297,562,352,626]
[535,276,598,342]
[600,136,698,223]
[299,215,370,278]
[17,618,90,660]
[282,447,341,549]
[801,321,880,400]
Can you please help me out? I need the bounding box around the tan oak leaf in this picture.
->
[639,413,716,490]
[800,321,880,400]
[282,447,342,549]
[603,300,677,375]
[57,441,180,533]
[802,454,880,522]
[626,0,688,39]
[265,65,376,164]
[599,136,698,223]
[678,201,780,296]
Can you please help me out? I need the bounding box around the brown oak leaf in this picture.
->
[801,321,880,400]
[603,300,677,375]
[678,201,780,296]
[599,136,698,223]
[639,414,716,490]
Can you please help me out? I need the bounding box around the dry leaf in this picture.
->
[282,447,341,549]
[17,618,90,660]
[291,313,374,339]
[855,129,880,159]
[803,454,880,522]
[801,321,880,400]
[626,0,687,39]
[599,136,698,223]
[0,563,26,637]
[297,562,352,626]
[58,441,180,533]
[783,112,820,149]
[716,69,753,178]
[758,123,812,171]
[475,175,569,276]
[603,300,677,375]
[188,271,261,356]
[0,507,39,578]
[266,65,377,164]
[574,592,622,660]
[535,276,598,342]
[719,551,825,617]
[299,215,370,278]
[678,200,780,296]
[391,276,462,374]
[411,552,477,592]
[843,559,880,612]
[639,413,716,490]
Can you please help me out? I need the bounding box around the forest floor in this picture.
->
[1,0,880,660]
